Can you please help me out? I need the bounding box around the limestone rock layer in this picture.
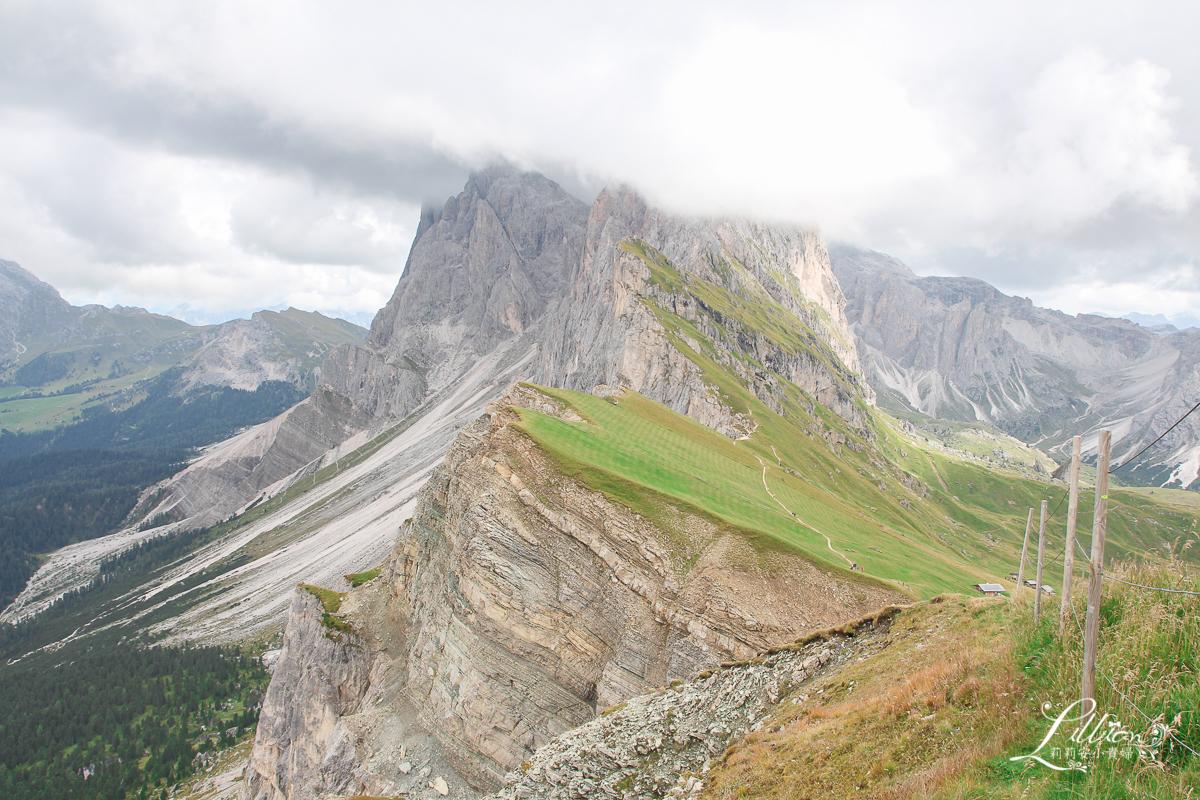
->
[244,388,903,798]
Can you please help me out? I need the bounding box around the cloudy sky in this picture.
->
[1,1,1198,326]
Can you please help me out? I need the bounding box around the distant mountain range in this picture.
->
[0,259,366,434]
[1079,311,1199,336]
[0,260,367,608]
[830,245,1200,490]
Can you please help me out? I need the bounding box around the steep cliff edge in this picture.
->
[244,386,904,797]
[320,168,590,420]
[538,187,870,435]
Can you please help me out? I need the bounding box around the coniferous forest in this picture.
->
[0,370,297,797]
[0,521,271,800]
[0,643,267,800]
[0,370,304,606]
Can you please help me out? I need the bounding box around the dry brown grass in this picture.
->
[702,596,1027,800]
[703,546,1200,800]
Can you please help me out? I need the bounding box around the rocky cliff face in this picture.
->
[319,168,869,443]
[243,386,903,798]
[1136,329,1200,488]
[243,589,373,800]
[321,168,590,420]
[490,617,893,800]
[830,245,1200,486]
[0,259,75,358]
[180,169,590,530]
[536,187,869,435]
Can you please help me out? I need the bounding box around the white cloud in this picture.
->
[0,1,1198,322]
[0,110,406,317]
[993,49,1196,232]
[1039,263,1200,323]
[633,21,952,224]
[230,175,416,269]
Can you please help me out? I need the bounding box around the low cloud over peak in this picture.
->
[0,1,1197,322]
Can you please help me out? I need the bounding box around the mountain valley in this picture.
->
[831,245,1200,489]
[0,168,1197,800]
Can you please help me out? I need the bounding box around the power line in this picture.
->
[1113,398,1200,472]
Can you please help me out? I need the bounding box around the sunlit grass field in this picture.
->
[512,383,1200,601]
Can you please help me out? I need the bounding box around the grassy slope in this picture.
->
[510,234,1200,597]
[703,556,1199,799]
[0,311,209,431]
[514,386,1200,600]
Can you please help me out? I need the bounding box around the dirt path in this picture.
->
[927,455,950,491]
[755,455,856,568]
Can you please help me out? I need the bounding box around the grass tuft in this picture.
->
[298,583,353,639]
[701,550,1200,799]
[344,566,381,588]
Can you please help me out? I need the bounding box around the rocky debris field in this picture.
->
[489,615,895,800]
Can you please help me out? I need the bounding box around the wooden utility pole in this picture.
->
[1082,430,1111,706]
[1034,499,1048,622]
[1060,435,1081,633]
[1017,508,1034,594]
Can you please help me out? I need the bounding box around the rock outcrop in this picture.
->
[489,619,893,800]
[242,387,904,797]
[244,589,372,800]
[316,168,871,447]
[172,168,592,530]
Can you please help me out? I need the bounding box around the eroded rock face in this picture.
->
[488,623,891,800]
[322,168,591,420]
[243,590,372,800]
[317,169,872,447]
[830,244,1170,432]
[135,389,373,525]
[536,187,870,435]
[243,387,904,797]
[831,244,1200,486]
